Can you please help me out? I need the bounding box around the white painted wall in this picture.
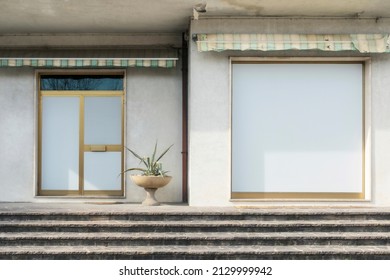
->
[371,55,390,205]
[189,18,390,206]
[0,66,182,203]
[126,67,183,203]
[0,68,35,201]
[188,50,231,206]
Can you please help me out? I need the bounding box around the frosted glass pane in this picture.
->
[41,97,79,190]
[84,152,122,190]
[232,63,363,193]
[84,97,122,144]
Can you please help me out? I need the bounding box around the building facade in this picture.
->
[1,2,390,207]
[188,18,390,206]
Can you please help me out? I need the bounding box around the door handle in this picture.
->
[90,145,107,152]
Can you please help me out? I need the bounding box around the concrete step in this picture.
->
[2,210,390,222]
[2,219,390,233]
[1,231,390,246]
[1,245,390,260]
[2,205,390,259]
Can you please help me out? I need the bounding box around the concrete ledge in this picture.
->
[0,33,182,49]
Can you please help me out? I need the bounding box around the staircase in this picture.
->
[1,206,390,259]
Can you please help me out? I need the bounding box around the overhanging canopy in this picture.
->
[195,34,390,53]
[0,49,178,68]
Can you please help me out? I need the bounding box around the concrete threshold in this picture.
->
[1,202,390,214]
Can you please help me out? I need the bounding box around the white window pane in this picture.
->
[84,97,122,145]
[41,97,79,190]
[84,152,122,190]
[232,63,363,193]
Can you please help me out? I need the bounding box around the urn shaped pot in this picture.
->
[130,175,172,206]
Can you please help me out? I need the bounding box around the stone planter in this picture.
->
[130,175,172,206]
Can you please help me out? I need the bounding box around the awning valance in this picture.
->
[0,49,178,68]
[195,34,390,53]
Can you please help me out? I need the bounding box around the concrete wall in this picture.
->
[371,54,390,205]
[126,66,182,203]
[0,68,35,201]
[188,18,390,206]
[0,66,182,203]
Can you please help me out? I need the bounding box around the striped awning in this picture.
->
[0,49,178,68]
[195,34,390,53]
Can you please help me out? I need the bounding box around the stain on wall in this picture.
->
[221,0,264,15]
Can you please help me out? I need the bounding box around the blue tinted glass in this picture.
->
[40,75,123,90]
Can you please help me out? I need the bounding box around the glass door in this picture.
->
[38,74,124,196]
[83,96,123,194]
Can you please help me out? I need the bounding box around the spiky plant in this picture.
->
[124,142,173,177]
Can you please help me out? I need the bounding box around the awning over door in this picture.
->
[0,49,178,68]
[195,34,390,53]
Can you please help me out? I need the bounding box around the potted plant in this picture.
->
[124,142,173,206]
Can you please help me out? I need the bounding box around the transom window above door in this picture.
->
[40,75,124,90]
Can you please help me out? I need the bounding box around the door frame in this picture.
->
[36,70,126,197]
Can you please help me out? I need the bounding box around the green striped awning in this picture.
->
[195,34,390,53]
[0,49,178,68]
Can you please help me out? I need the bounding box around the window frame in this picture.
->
[229,57,371,201]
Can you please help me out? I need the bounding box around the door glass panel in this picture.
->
[40,75,123,90]
[41,97,79,190]
[84,152,122,190]
[84,97,122,145]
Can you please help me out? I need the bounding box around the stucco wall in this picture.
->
[0,66,182,202]
[0,68,35,201]
[126,67,182,203]
[189,18,390,206]
[371,54,390,205]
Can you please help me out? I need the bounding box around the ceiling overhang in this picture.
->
[1,1,390,34]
